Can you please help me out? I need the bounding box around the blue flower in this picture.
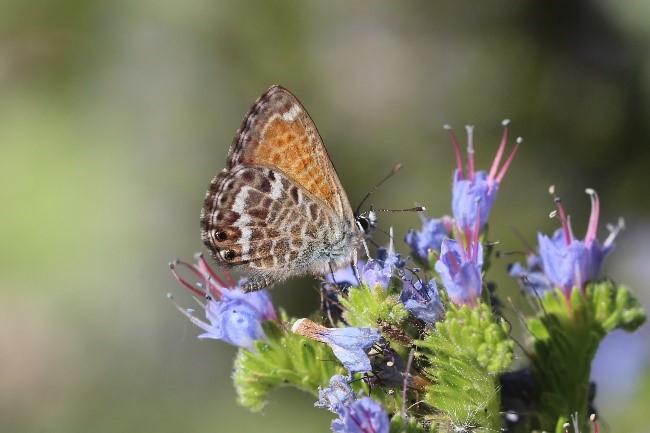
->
[362,245,406,289]
[292,318,381,374]
[331,397,390,433]
[445,121,520,231]
[315,375,356,416]
[326,238,405,290]
[400,278,444,323]
[435,236,483,306]
[535,189,622,294]
[405,215,452,259]
[169,254,277,350]
[452,170,498,232]
[508,253,552,294]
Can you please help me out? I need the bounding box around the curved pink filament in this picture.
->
[554,198,573,245]
[495,140,520,184]
[447,127,465,179]
[488,122,509,181]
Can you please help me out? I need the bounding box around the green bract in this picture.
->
[340,284,409,329]
[418,303,514,433]
[233,315,343,411]
[527,281,646,433]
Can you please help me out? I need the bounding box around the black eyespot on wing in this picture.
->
[224,250,236,261]
[215,231,228,241]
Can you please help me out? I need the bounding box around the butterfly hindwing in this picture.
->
[201,166,339,272]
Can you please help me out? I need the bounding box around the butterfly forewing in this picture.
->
[226,85,353,220]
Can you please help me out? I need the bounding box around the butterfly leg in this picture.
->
[361,237,372,260]
[351,249,362,286]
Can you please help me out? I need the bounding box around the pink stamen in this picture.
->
[495,136,521,184]
[488,119,510,181]
[553,195,573,245]
[196,253,229,289]
[169,262,206,298]
[444,125,464,179]
[584,188,600,244]
[566,215,575,244]
[176,258,222,298]
[465,125,476,181]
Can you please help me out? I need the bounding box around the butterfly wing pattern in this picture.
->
[200,85,363,291]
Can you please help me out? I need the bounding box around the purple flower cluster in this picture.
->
[327,242,405,290]
[405,121,519,306]
[447,120,520,232]
[169,254,277,350]
[405,215,453,261]
[510,189,623,296]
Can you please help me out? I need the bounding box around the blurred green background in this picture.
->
[2,1,649,432]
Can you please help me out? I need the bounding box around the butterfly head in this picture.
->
[355,209,378,235]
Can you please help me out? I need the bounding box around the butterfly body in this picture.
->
[200,85,363,291]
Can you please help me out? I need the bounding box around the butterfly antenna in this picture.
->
[372,206,426,213]
[509,225,536,255]
[355,163,403,215]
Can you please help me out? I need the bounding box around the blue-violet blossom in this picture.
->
[435,233,484,307]
[331,397,390,433]
[508,253,552,294]
[361,243,406,289]
[400,278,444,323]
[327,234,405,290]
[315,374,356,416]
[405,214,453,260]
[170,254,277,350]
[292,318,381,374]
[536,189,622,294]
[446,121,520,232]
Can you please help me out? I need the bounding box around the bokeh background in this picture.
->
[2,1,649,432]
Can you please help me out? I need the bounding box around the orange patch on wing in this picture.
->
[252,117,336,207]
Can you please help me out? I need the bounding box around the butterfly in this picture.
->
[200,85,368,292]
